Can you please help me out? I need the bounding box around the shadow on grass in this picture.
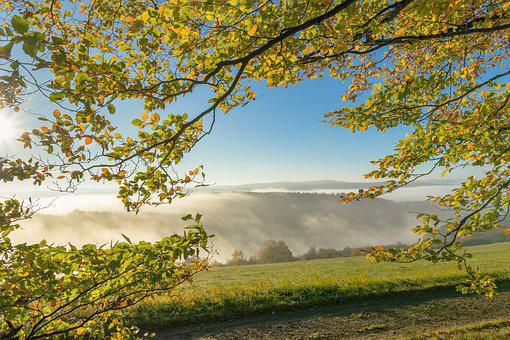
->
[129,277,510,335]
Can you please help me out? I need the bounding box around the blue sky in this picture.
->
[144,76,411,185]
[0,74,413,187]
[0,26,489,189]
[1,71,415,186]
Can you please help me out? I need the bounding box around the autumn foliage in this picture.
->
[1,0,509,337]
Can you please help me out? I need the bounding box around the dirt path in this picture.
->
[154,284,510,339]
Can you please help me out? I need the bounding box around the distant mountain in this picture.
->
[198,178,459,193]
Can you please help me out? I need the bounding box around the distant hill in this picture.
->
[197,178,459,192]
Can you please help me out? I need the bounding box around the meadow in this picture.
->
[130,242,510,334]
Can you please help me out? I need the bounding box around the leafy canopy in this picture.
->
[0,0,509,335]
[0,203,209,338]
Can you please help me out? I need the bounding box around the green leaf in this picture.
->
[121,234,132,244]
[181,214,193,221]
[0,42,14,59]
[49,92,66,102]
[52,36,65,45]
[22,41,38,58]
[12,15,29,34]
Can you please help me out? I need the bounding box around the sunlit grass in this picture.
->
[129,242,510,330]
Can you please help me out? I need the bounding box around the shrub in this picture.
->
[227,249,248,266]
[256,240,294,263]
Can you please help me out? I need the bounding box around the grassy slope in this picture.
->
[152,286,510,339]
[129,242,510,330]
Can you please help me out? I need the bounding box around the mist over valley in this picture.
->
[14,190,436,261]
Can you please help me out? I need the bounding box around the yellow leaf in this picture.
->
[248,24,257,36]
[53,109,61,118]
[141,112,148,121]
[141,11,150,22]
[84,136,93,145]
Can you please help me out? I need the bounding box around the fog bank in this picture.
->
[13,192,432,261]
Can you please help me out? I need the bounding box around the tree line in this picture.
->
[225,240,409,266]
[226,231,510,266]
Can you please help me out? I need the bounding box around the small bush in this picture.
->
[256,240,294,263]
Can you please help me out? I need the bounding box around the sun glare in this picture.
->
[0,109,19,144]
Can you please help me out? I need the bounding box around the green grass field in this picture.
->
[129,242,510,333]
